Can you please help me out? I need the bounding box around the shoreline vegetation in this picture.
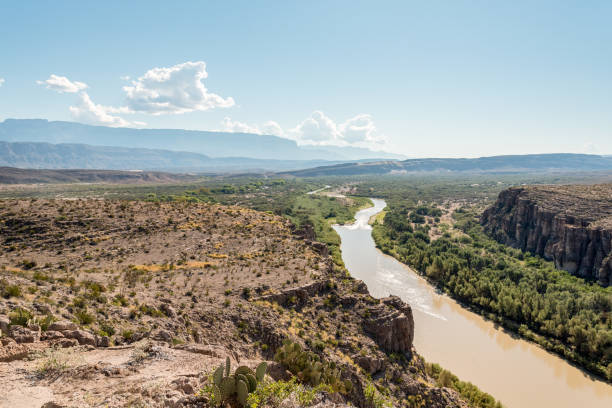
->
[370,203,612,382]
[322,192,505,407]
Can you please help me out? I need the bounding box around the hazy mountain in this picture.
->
[0,119,404,161]
[280,154,612,177]
[0,141,373,172]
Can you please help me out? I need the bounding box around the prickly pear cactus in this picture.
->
[225,356,231,377]
[236,379,249,406]
[255,362,267,382]
[209,360,267,407]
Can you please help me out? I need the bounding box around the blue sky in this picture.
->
[0,1,610,157]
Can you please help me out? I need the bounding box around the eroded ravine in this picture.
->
[333,198,612,408]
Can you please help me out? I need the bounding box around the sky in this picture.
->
[0,1,610,157]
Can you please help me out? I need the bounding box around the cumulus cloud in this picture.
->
[220,117,284,137]
[290,111,385,146]
[221,111,385,148]
[123,61,234,115]
[338,114,381,144]
[69,92,141,127]
[0,78,4,87]
[37,74,88,93]
[221,117,262,134]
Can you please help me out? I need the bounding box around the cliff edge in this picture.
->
[481,184,612,286]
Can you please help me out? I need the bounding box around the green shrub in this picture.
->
[9,307,33,326]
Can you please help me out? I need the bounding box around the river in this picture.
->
[333,198,612,408]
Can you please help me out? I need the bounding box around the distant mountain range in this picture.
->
[280,154,612,177]
[0,119,404,161]
[0,141,371,172]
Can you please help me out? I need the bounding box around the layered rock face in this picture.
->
[481,184,612,286]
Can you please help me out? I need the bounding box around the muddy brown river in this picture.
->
[333,198,612,408]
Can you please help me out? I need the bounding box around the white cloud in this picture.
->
[290,111,385,146]
[261,121,284,137]
[221,117,262,134]
[221,111,385,148]
[37,74,88,93]
[123,61,234,115]
[290,111,341,143]
[0,78,4,87]
[69,92,142,127]
[338,114,382,144]
[220,117,284,137]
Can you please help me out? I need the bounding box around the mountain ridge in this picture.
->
[0,141,387,173]
[0,119,404,161]
[280,153,612,176]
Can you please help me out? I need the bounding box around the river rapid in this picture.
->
[333,198,612,408]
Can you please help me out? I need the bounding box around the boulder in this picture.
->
[64,329,96,346]
[96,335,110,347]
[151,329,173,343]
[41,330,65,341]
[48,320,78,332]
[52,338,79,348]
[352,354,385,374]
[9,325,40,343]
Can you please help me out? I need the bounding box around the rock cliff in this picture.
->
[481,184,612,286]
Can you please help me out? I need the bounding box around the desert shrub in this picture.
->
[9,307,33,326]
[364,382,392,408]
[0,279,22,298]
[75,309,94,325]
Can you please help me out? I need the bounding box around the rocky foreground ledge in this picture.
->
[481,184,612,286]
[0,199,472,407]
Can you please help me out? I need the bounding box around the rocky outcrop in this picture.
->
[364,295,415,353]
[481,185,612,286]
[255,279,332,307]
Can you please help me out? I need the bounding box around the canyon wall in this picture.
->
[481,185,612,286]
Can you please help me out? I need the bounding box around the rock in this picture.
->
[1,336,16,346]
[33,302,52,314]
[352,354,385,374]
[171,377,197,394]
[0,315,9,334]
[51,338,79,348]
[191,329,202,344]
[41,330,65,341]
[255,279,331,307]
[64,329,96,346]
[9,325,40,343]
[353,280,369,294]
[96,335,110,347]
[363,295,414,353]
[293,223,316,240]
[159,303,176,318]
[0,341,29,362]
[266,361,293,381]
[305,240,330,257]
[151,329,173,343]
[482,185,612,286]
[48,320,78,332]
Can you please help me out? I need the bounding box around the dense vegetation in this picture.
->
[373,201,612,380]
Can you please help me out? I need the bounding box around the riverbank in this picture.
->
[370,207,612,382]
[335,199,612,408]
